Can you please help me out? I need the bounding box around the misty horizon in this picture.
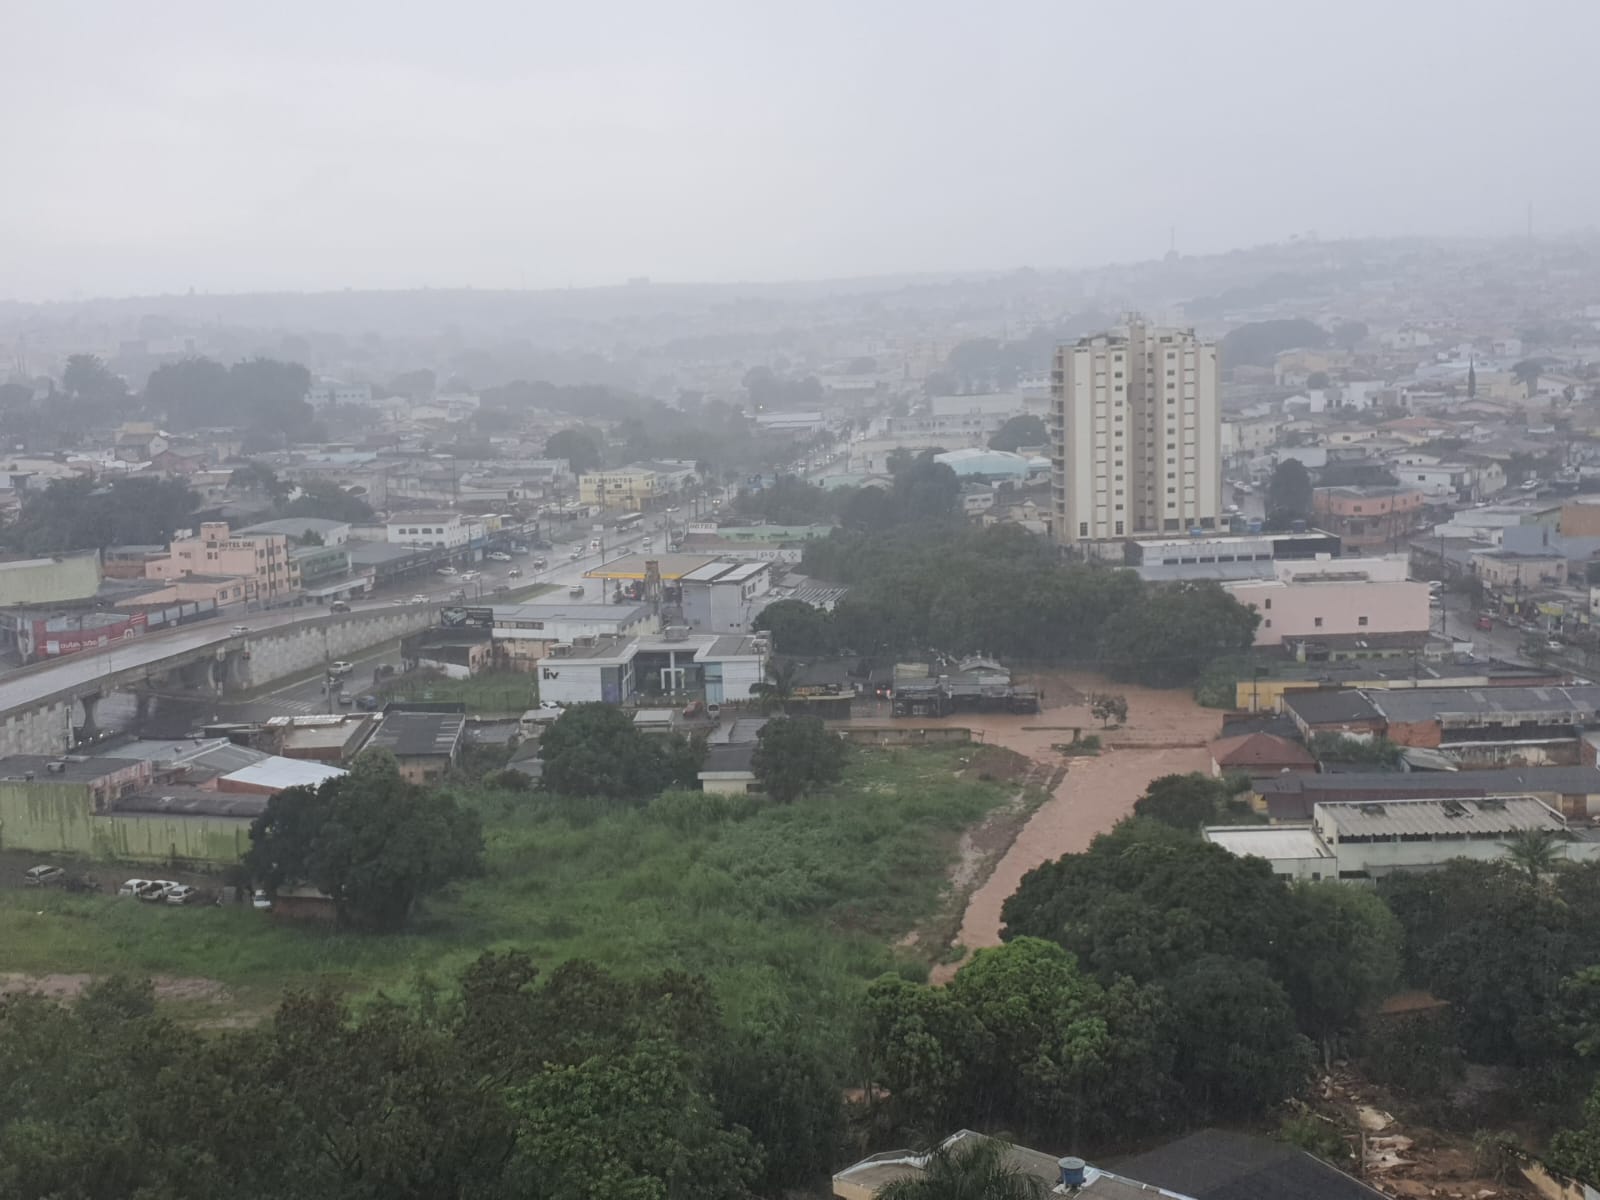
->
[6,0,1598,302]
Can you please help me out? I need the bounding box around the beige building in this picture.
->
[145,522,300,605]
[1052,317,1221,546]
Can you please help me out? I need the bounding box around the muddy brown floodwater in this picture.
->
[928,669,1222,983]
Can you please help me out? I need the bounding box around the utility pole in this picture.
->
[323,627,334,715]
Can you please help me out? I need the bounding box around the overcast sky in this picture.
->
[3,0,1596,300]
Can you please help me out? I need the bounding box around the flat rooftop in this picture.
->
[366,711,466,758]
[1204,825,1331,861]
[221,759,346,792]
[0,754,144,783]
[490,602,651,624]
[583,553,718,581]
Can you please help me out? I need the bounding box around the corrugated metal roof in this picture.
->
[221,758,346,792]
[1318,795,1563,839]
[368,711,466,758]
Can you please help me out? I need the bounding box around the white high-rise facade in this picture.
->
[1051,316,1221,546]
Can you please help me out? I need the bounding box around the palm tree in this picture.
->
[878,1137,1047,1200]
[750,659,801,714]
[1502,827,1565,883]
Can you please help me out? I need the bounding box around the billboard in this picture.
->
[35,612,148,658]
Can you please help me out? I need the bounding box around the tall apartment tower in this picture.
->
[1051,316,1221,546]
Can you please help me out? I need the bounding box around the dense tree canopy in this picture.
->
[146,357,314,440]
[1002,819,1397,1059]
[245,750,483,931]
[753,599,838,656]
[988,414,1049,452]
[538,703,701,798]
[1218,318,1329,369]
[798,525,1257,684]
[0,952,827,1200]
[1132,773,1233,832]
[751,717,846,803]
[2,476,197,553]
[734,475,840,525]
[543,428,602,475]
[1097,581,1260,687]
[282,479,375,524]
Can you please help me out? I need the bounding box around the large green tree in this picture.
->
[988,414,1049,453]
[537,702,686,798]
[1265,458,1314,529]
[0,953,805,1200]
[1168,955,1310,1119]
[2,475,197,553]
[245,750,483,930]
[1097,581,1260,687]
[281,479,375,524]
[753,600,837,656]
[751,716,846,803]
[146,357,312,439]
[1131,773,1229,832]
[544,428,603,475]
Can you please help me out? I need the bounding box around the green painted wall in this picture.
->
[0,782,252,865]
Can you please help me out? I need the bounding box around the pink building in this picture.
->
[144,522,300,605]
[1225,557,1430,649]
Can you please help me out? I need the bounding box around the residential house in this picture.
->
[384,512,472,550]
[1471,548,1567,593]
[364,710,466,784]
[1209,731,1317,779]
[1312,486,1426,553]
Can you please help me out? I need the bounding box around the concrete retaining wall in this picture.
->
[239,609,433,690]
[832,725,975,745]
[0,698,78,757]
[0,782,253,864]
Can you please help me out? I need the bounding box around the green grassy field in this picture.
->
[0,745,1016,1027]
[380,668,539,714]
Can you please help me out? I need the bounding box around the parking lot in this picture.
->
[0,848,219,899]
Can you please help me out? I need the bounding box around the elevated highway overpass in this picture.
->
[0,602,435,756]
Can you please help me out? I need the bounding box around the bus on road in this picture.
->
[613,512,645,534]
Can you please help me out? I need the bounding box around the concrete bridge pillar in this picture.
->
[220,648,252,695]
[75,691,103,743]
[135,691,152,721]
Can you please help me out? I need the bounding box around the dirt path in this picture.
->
[0,972,230,1003]
[926,670,1220,982]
